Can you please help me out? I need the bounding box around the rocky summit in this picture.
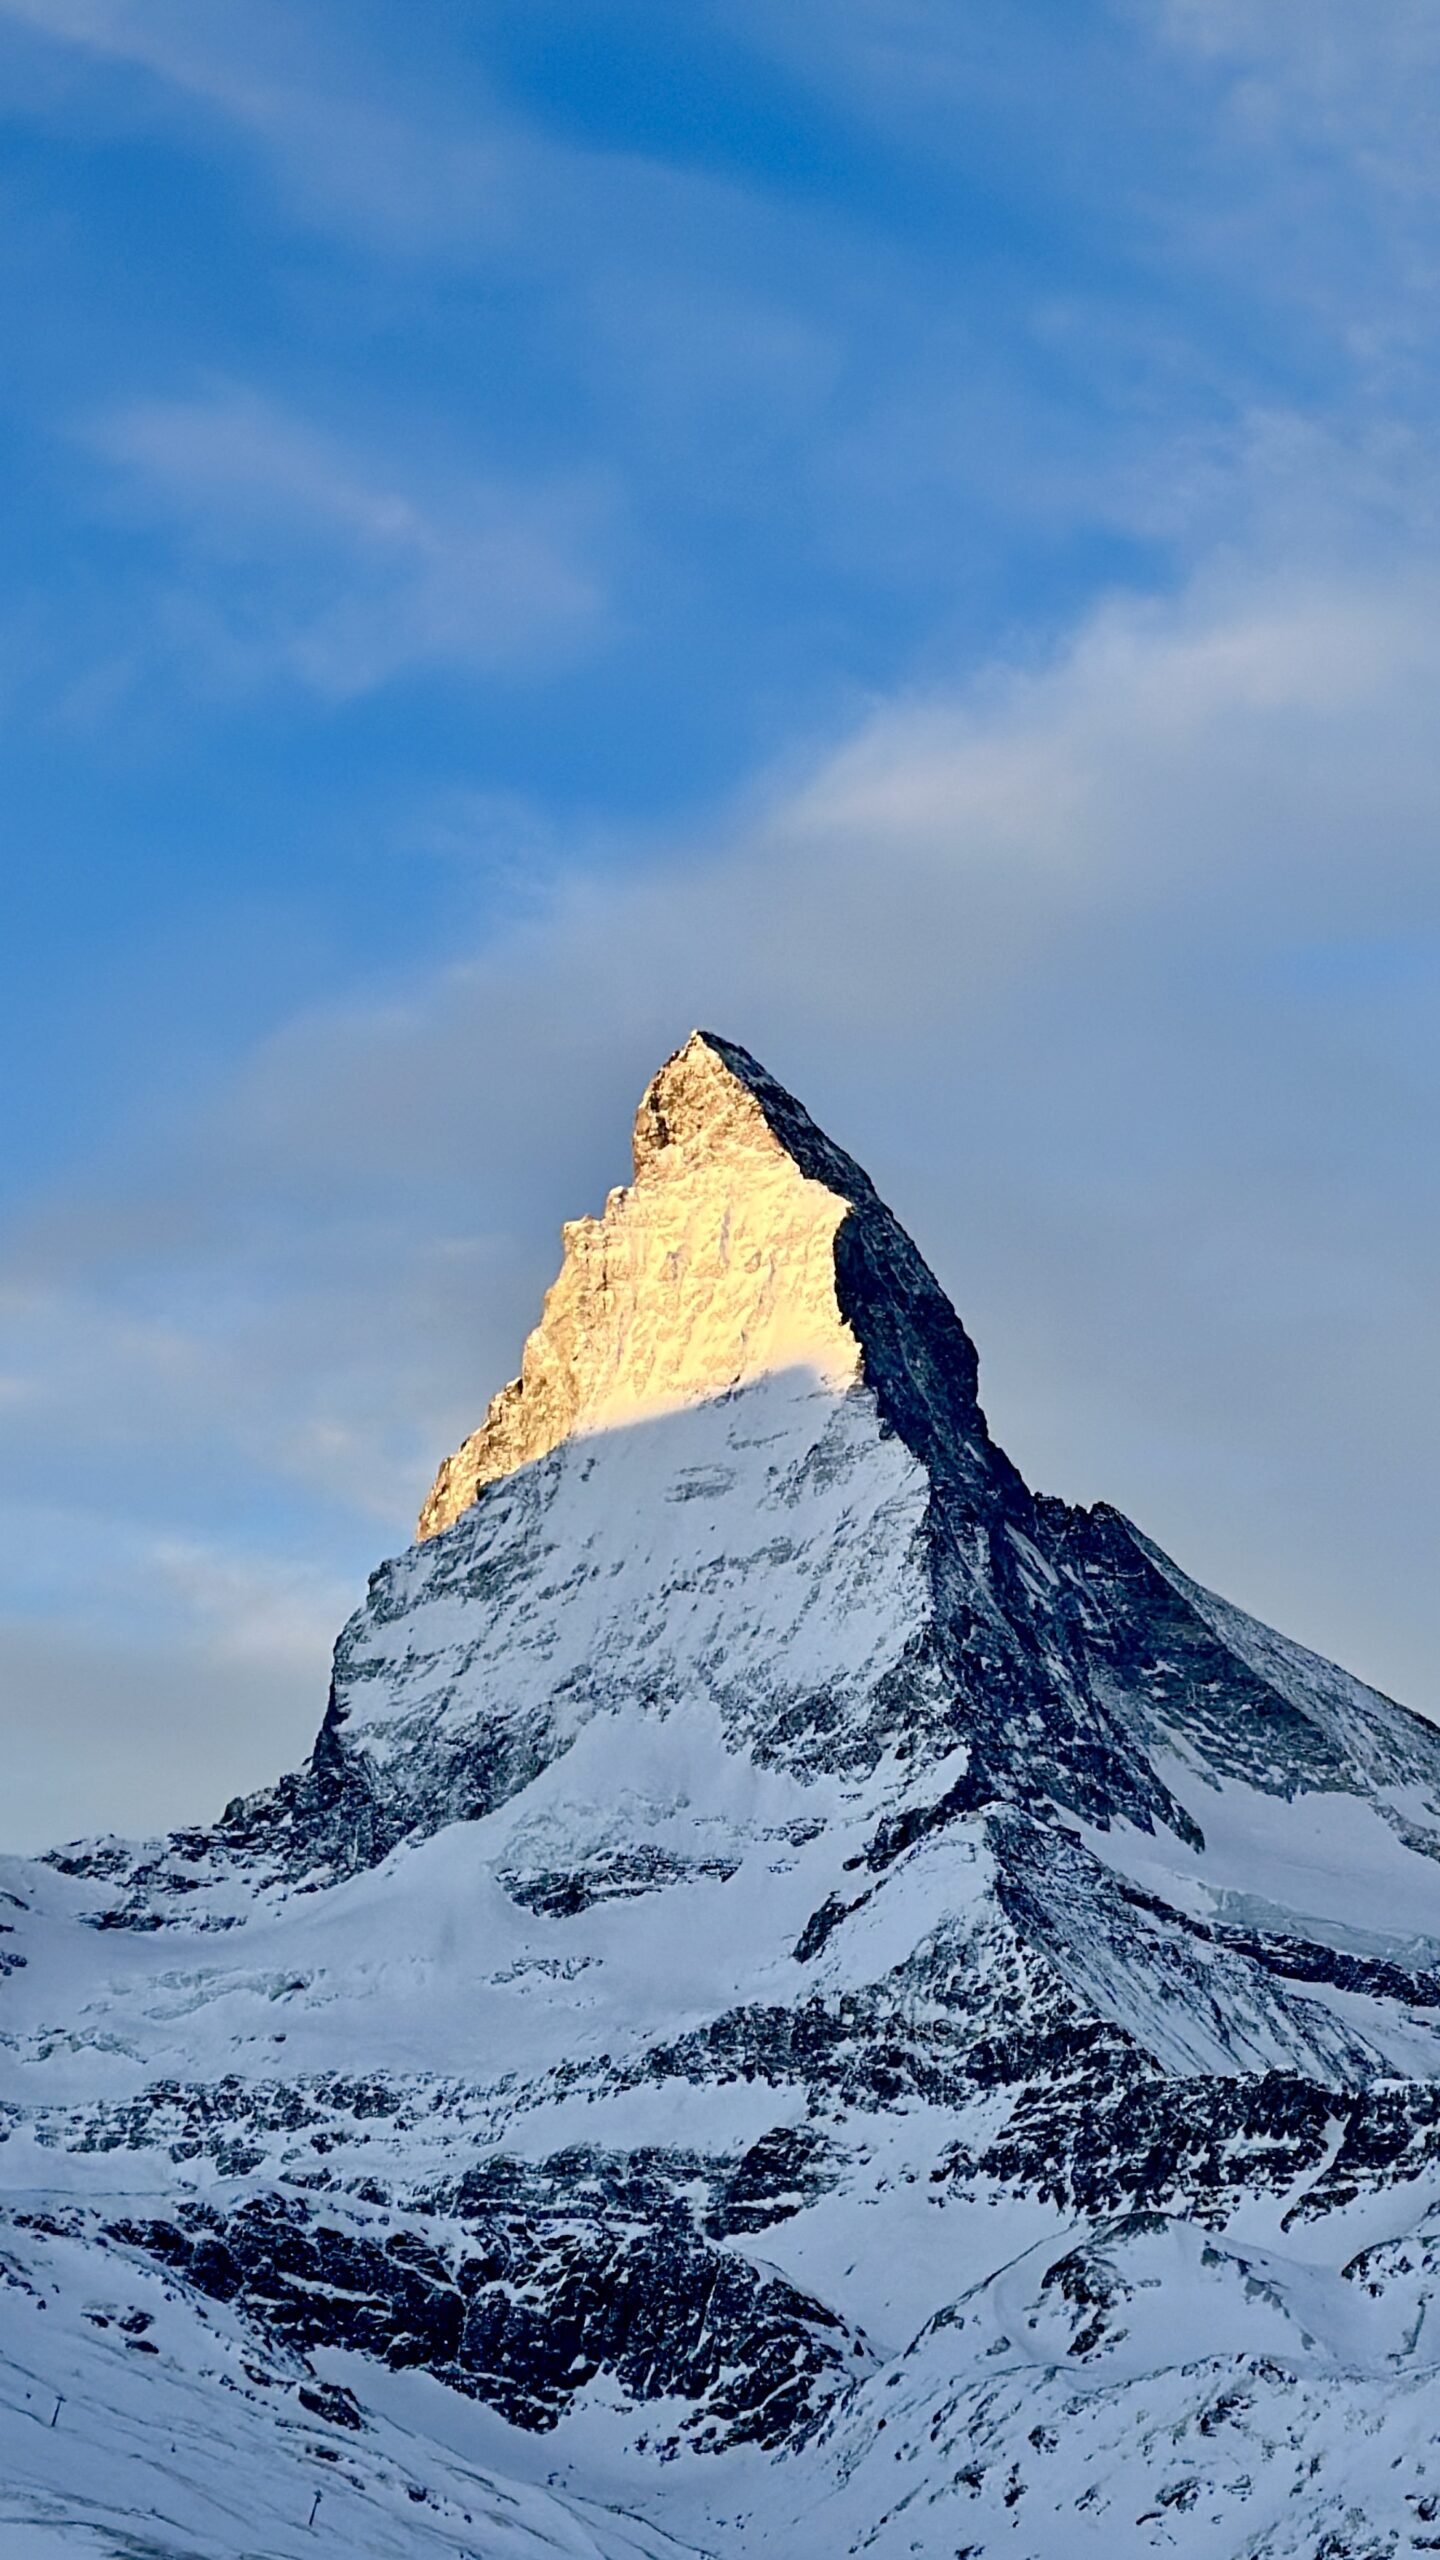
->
[6,1032,1440,2559]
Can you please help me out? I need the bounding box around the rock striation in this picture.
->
[8,1033,1440,2560]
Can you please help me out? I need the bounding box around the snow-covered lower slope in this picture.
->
[0,2205,686,2559]
[788,2208,1440,2560]
[7,1032,1440,2558]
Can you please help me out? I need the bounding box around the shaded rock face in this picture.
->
[109,2172,869,2451]
[10,1032,1440,2560]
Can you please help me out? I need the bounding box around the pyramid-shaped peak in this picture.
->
[634,1032,883,1217]
[630,1032,775,1172]
[418,1033,988,1539]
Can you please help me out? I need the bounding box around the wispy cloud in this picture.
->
[7,0,1428,754]
[0,0,520,252]
[147,1536,354,1674]
[0,1496,353,1847]
[1154,1,1440,357]
[83,386,607,697]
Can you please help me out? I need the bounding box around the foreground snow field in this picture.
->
[5,1033,1440,2557]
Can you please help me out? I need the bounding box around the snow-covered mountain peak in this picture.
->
[419,1029,977,1539]
[420,1034,863,1538]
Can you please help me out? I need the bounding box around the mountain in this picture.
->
[6,1030,1440,2559]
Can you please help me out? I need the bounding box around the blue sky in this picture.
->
[4,0,1440,1842]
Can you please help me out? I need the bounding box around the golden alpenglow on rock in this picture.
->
[417,1032,864,1537]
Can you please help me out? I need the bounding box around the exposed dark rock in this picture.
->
[108,2184,866,2448]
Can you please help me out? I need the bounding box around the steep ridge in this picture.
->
[6,1032,1440,2558]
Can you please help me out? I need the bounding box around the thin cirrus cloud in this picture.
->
[1160,0,1440,158]
[5,0,1420,717]
[83,388,608,698]
[0,1504,355,1848]
[0,0,522,254]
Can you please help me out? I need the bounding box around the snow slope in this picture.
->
[0,2206,688,2559]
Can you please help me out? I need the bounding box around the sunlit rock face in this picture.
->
[419,1033,867,1538]
[16,1033,1440,2559]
